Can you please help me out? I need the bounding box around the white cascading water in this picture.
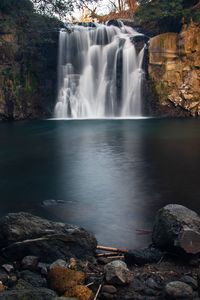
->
[54,24,145,118]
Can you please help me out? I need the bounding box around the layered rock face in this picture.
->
[0,11,59,120]
[149,22,200,116]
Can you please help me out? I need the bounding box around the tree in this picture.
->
[136,0,200,32]
[0,0,34,14]
[31,0,98,19]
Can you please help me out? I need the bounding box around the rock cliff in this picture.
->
[0,9,59,120]
[149,22,200,116]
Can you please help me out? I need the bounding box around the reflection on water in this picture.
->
[0,119,200,249]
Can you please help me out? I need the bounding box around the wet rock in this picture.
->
[14,278,34,290]
[64,285,93,300]
[107,19,122,28]
[146,277,161,290]
[7,275,18,288]
[130,278,144,292]
[48,266,86,294]
[21,255,39,270]
[0,269,9,284]
[50,259,67,270]
[2,264,14,273]
[20,270,47,288]
[152,204,200,254]
[165,281,193,299]
[180,275,198,290]
[101,293,114,300]
[0,212,97,262]
[104,260,131,286]
[0,288,57,300]
[38,262,49,275]
[124,247,164,266]
[144,287,159,296]
[102,285,117,294]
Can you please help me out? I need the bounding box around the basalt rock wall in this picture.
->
[0,11,59,120]
[149,22,200,116]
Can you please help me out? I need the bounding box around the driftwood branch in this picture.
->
[94,284,102,300]
[96,252,119,257]
[97,245,128,253]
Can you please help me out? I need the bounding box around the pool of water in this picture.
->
[0,118,200,249]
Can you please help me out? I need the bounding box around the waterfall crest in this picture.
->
[54,24,146,119]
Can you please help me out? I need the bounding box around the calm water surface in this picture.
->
[0,119,200,249]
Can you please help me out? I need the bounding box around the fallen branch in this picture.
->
[94,284,102,300]
[86,282,94,287]
[106,255,124,260]
[96,252,119,257]
[97,245,128,253]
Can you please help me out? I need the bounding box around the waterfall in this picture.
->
[54,23,146,119]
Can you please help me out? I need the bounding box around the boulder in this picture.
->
[19,270,47,288]
[124,247,164,266]
[152,205,200,254]
[165,281,193,299]
[104,260,131,286]
[0,288,57,300]
[0,213,97,262]
[107,20,122,28]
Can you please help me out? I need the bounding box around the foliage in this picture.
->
[136,0,200,32]
[0,0,34,14]
[31,0,98,19]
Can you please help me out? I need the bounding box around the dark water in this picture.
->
[0,119,200,249]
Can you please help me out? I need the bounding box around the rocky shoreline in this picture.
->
[0,205,200,299]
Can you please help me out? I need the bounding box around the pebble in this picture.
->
[101,293,114,300]
[102,285,117,294]
[165,281,193,299]
[38,262,49,275]
[146,277,161,290]
[21,256,38,270]
[49,259,67,270]
[180,275,198,290]
[2,264,14,273]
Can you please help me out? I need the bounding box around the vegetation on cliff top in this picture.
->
[136,0,200,33]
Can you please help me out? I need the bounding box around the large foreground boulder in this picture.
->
[0,288,57,300]
[152,204,200,254]
[0,213,97,262]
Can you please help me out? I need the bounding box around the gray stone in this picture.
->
[14,279,34,290]
[102,285,117,294]
[38,262,49,275]
[21,256,39,270]
[49,259,67,270]
[165,281,193,299]
[146,278,161,290]
[101,293,114,300]
[0,212,97,262]
[0,288,57,300]
[180,275,198,290]
[152,204,200,254]
[20,270,47,288]
[2,264,14,273]
[144,287,159,296]
[104,260,131,286]
[0,269,9,284]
